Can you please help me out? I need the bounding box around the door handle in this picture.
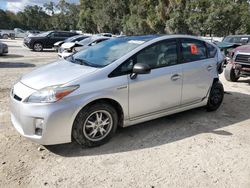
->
[171,74,181,81]
[207,65,213,71]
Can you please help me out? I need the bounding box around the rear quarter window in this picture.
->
[206,43,217,58]
[181,39,207,62]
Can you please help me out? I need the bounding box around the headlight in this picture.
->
[26,85,79,103]
[26,38,31,43]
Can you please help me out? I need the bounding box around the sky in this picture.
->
[0,0,79,12]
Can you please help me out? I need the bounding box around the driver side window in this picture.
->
[136,40,177,69]
[109,40,178,78]
[48,32,55,38]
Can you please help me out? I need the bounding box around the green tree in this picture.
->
[78,0,97,33]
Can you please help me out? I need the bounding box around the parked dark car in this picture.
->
[225,44,250,82]
[23,31,78,52]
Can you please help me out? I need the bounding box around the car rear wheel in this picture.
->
[72,102,118,147]
[33,43,43,52]
[224,63,239,82]
[206,81,224,112]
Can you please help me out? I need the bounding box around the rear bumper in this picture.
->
[3,46,8,54]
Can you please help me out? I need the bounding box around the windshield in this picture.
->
[78,37,93,45]
[222,37,233,43]
[64,35,83,42]
[70,36,152,67]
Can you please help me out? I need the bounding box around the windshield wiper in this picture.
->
[74,58,93,67]
[68,56,104,68]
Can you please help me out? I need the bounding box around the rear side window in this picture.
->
[181,39,207,62]
[206,43,217,58]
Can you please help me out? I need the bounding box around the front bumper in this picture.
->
[23,42,32,49]
[10,82,80,145]
[58,51,73,58]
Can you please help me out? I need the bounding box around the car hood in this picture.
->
[234,45,250,53]
[217,42,241,49]
[54,41,64,47]
[20,59,98,90]
[61,42,76,49]
[27,36,45,40]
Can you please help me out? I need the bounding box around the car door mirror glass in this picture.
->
[132,63,151,74]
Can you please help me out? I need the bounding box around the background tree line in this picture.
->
[0,0,250,36]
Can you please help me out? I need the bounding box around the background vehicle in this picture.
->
[23,31,79,52]
[225,44,250,82]
[0,28,26,39]
[216,35,250,67]
[10,35,224,147]
[58,35,110,58]
[222,35,250,45]
[26,30,41,37]
[0,42,8,55]
[54,35,89,51]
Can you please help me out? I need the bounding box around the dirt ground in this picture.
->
[0,39,250,188]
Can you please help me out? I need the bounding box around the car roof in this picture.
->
[115,34,208,42]
[225,35,250,38]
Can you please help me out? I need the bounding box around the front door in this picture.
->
[128,40,183,119]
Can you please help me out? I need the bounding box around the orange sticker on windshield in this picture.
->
[190,44,198,54]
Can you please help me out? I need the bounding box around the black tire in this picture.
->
[206,81,224,112]
[2,34,8,39]
[33,43,43,52]
[224,63,239,82]
[72,102,118,147]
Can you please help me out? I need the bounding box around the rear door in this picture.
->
[180,39,217,105]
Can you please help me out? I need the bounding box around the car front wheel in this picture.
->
[224,63,239,82]
[72,102,118,147]
[33,43,43,52]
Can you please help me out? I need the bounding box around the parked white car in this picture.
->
[0,28,27,39]
[58,36,110,58]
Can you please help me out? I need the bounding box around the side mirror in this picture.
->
[130,63,151,79]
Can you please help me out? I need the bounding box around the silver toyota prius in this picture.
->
[10,35,224,147]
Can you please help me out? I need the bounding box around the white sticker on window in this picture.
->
[128,40,145,44]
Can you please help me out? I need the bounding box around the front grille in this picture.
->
[235,54,250,64]
[13,94,22,101]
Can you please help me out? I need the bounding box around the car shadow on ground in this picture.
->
[237,79,250,85]
[0,54,24,58]
[34,50,56,53]
[0,62,35,68]
[46,91,250,157]
[0,39,16,42]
